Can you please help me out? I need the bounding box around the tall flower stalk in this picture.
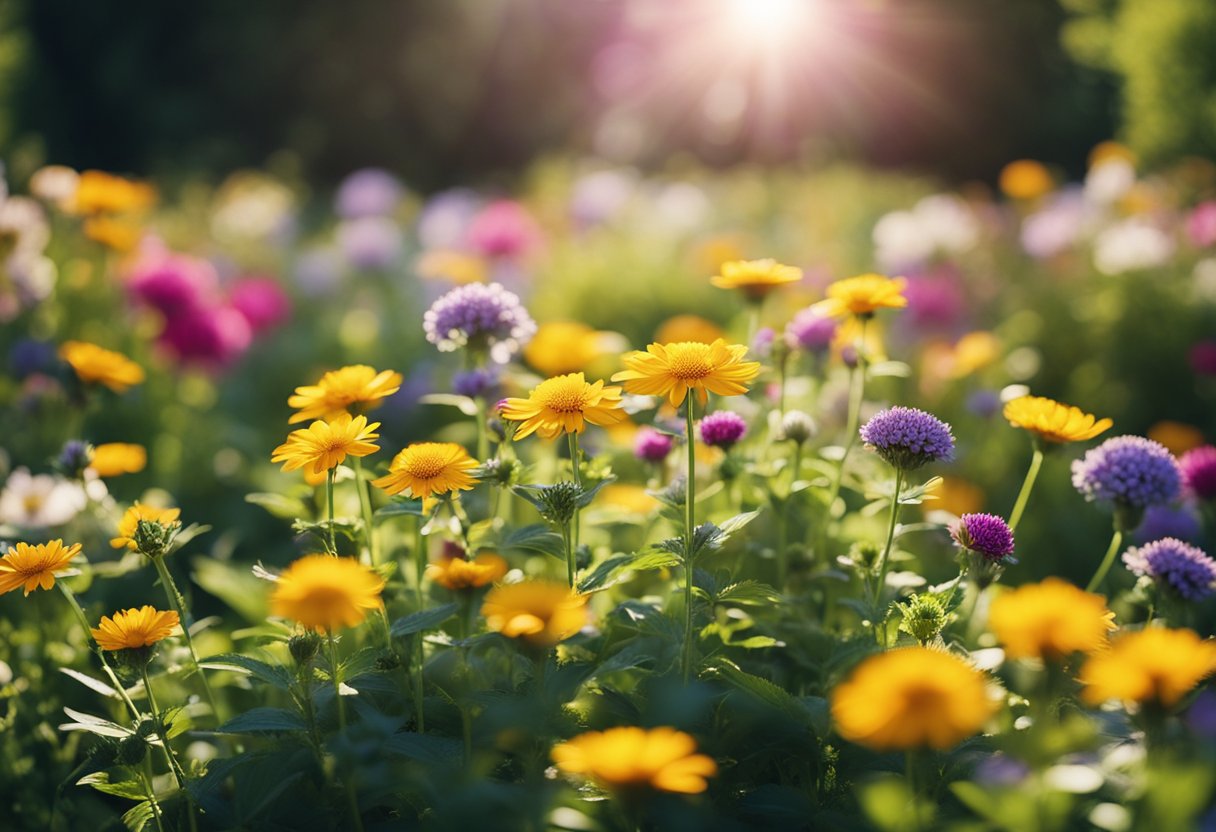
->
[682,401,698,684]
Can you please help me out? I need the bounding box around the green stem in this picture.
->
[825,317,868,518]
[151,556,221,724]
[567,431,582,556]
[57,583,140,721]
[414,515,427,610]
[325,634,365,832]
[141,755,167,832]
[413,635,426,735]
[872,468,905,611]
[906,750,924,832]
[475,396,489,462]
[1007,446,1044,532]
[562,522,575,589]
[682,401,698,685]
[352,457,378,565]
[326,468,337,554]
[139,665,187,790]
[1085,527,1124,593]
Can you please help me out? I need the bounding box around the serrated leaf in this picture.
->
[200,654,294,690]
[374,498,426,519]
[716,580,782,606]
[577,551,680,593]
[78,772,148,801]
[390,603,459,637]
[500,523,566,559]
[700,659,816,733]
[122,801,155,832]
[718,510,761,536]
[215,707,306,734]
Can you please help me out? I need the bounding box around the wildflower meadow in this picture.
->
[3,2,1216,831]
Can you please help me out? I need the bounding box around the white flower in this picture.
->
[0,468,87,528]
[1085,158,1136,206]
[874,194,978,270]
[1093,219,1174,276]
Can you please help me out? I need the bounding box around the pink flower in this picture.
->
[158,305,253,368]
[1187,202,1216,249]
[126,242,219,316]
[465,200,542,260]
[229,276,291,333]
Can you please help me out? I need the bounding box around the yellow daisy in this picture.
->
[552,726,718,795]
[111,504,182,550]
[1079,627,1216,708]
[812,274,908,319]
[271,414,380,476]
[91,606,180,651]
[523,322,611,376]
[426,553,509,591]
[0,540,82,596]
[501,373,626,440]
[83,216,144,252]
[59,341,145,393]
[611,339,760,408]
[482,580,588,646]
[69,170,156,216]
[831,647,998,751]
[89,443,147,477]
[270,554,386,633]
[1003,396,1113,444]
[372,442,479,499]
[654,315,724,346]
[988,578,1115,661]
[999,160,1054,201]
[287,365,403,424]
[710,258,802,300]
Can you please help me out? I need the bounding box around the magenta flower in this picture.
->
[699,411,747,450]
[1180,445,1216,501]
[634,427,674,463]
[466,200,542,260]
[229,276,291,333]
[951,513,1015,563]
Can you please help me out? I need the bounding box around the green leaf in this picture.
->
[716,580,782,606]
[577,551,680,593]
[200,654,294,690]
[77,772,148,801]
[191,557,270,623]
[215,707,306,734]
[501,523,566,559]
[59,667,118,698]
[419,393,479,415]
[59,707,133,738]
[700,659,816,732]
[718,510,761,536]
[384,732,464,765]
[391,603,459,637]
[245,492,308,520]
[867,360,911,378]
[122,801,156,832]
[374,498,426,519]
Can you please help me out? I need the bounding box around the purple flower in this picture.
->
[699,411,748,449]
[965,389,1002,419]
[1071,436,1182,510]
[1185,690,1216,739]
[126,246,218,316]
[158,305,253,368]
[465,200,542,260]
[423,282,536,364]
[292,247,344,297]
[902,273,965,331]
[1135,503,1203,545]
[229,276,291,333]
[417,188,480,250]
[951,513,1015,563]
[1180,445,1216,501]
[1123,537,1216,601]
[58,440,92,476]
[633,427,674,463]
[9,338,55,378]
[337,217,403,270]
[860,406,955,471]
[751,327,775,360]
[334,168,404,219]
[452,367,498,399]
[784,308,837,353]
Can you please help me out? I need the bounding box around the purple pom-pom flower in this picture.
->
[1135,503,1204,544]
[1180,445,1216,501]
[951,513,1016,563]
[423,282,537,364]
[1071,436,1181,512]
[634,427,674,463]
[859,406,955,471]
[452,367,499,399]
[1123,537,1216,601]
[699,411,748,450]
[784,308,837,354]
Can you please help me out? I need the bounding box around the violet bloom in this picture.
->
[1180,445,1216,501]
[338,216,404,270]
[1071,436,1182,511]
[423,282,536,364]
[860,406,955,471]
[784,308,837,354]
[334,168,404,219]
[292,247,344,297]
[901,273,965,331]
[8,338,55,378]
[951,513,1016,563]
[57,440,92,477]
[416,188,480,250]
[229,276,291,333]
[1123,537,1216,601]
[465,200,542,260]
[452,367,499,399]
[751,327,775,360]
[126,246,219,316]
[633,427,673,463]
[698,411,747,450]
[1135,503,1204,544]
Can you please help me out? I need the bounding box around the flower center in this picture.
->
[22,494,44,515]
[403,449,449,480]
[665,343,714,380]
[536,377,590,413]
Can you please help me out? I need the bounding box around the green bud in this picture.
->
[847,541,882,574]
[898,593,948,644]
[532,481,582,525]
[133,518,179,559]
[116,733,150,767]
[288,631,322,666]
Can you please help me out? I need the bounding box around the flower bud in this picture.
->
[288,630,322,666]
[779,410,816,445]
[133,519,178,559]
[898,593,948,644]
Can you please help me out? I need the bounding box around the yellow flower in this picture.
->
[710,258,802,300]
[612,339,760,408]
[654,315,724,346]
[89,443,147,478]
[1079,627,1216,708]
[552,726,718,795]
[91,606,180,651]
[925,476,985,517]
[111,503,182,550]
[1003,396,1112,444]
[0,540,82,596]
[372,442,479,499]
[1147,420,1205,456]
[598,484,660,514]
[831,647,997,750]
[83,216,143,252]
[523,322,611,376]
[287,365,403,424]
[989,578,1116,661]
[59,341,145,393]
[813,273,907,318]
[482,581,588,646]
[998,160,1054,201]
[949,331,1001,378]
[1089,141,1136,169]
[69,170,156,216]
[271,414,380,476]
[270,554,386,633]
[501,373,626,440]
[426,553,509,590]
[415,249,488,285]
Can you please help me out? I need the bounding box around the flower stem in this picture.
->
[413,635,426,735]
[326,633,365,832]
[475,395,489,462]
[872,468,905,611]
[1085,527,1124,593]
[567,431,582,557]
[326,468,337,554]
[562,522,575,589]
[150,555,221,724]
[57,583,141,721]
[352,457,378,565]
[825,317,868,518]
[906,750,924,832]
[1008,445,1044,532]
[414,515,427,609]
[139,664,188,789]
[141,755,167,832]
[682,400,698,685]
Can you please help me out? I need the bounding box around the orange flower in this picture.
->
[89,443,147,477]
[426,553,509,590]
[59,341,145,393]
[91,606,180,651]
[0,540,82,596]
